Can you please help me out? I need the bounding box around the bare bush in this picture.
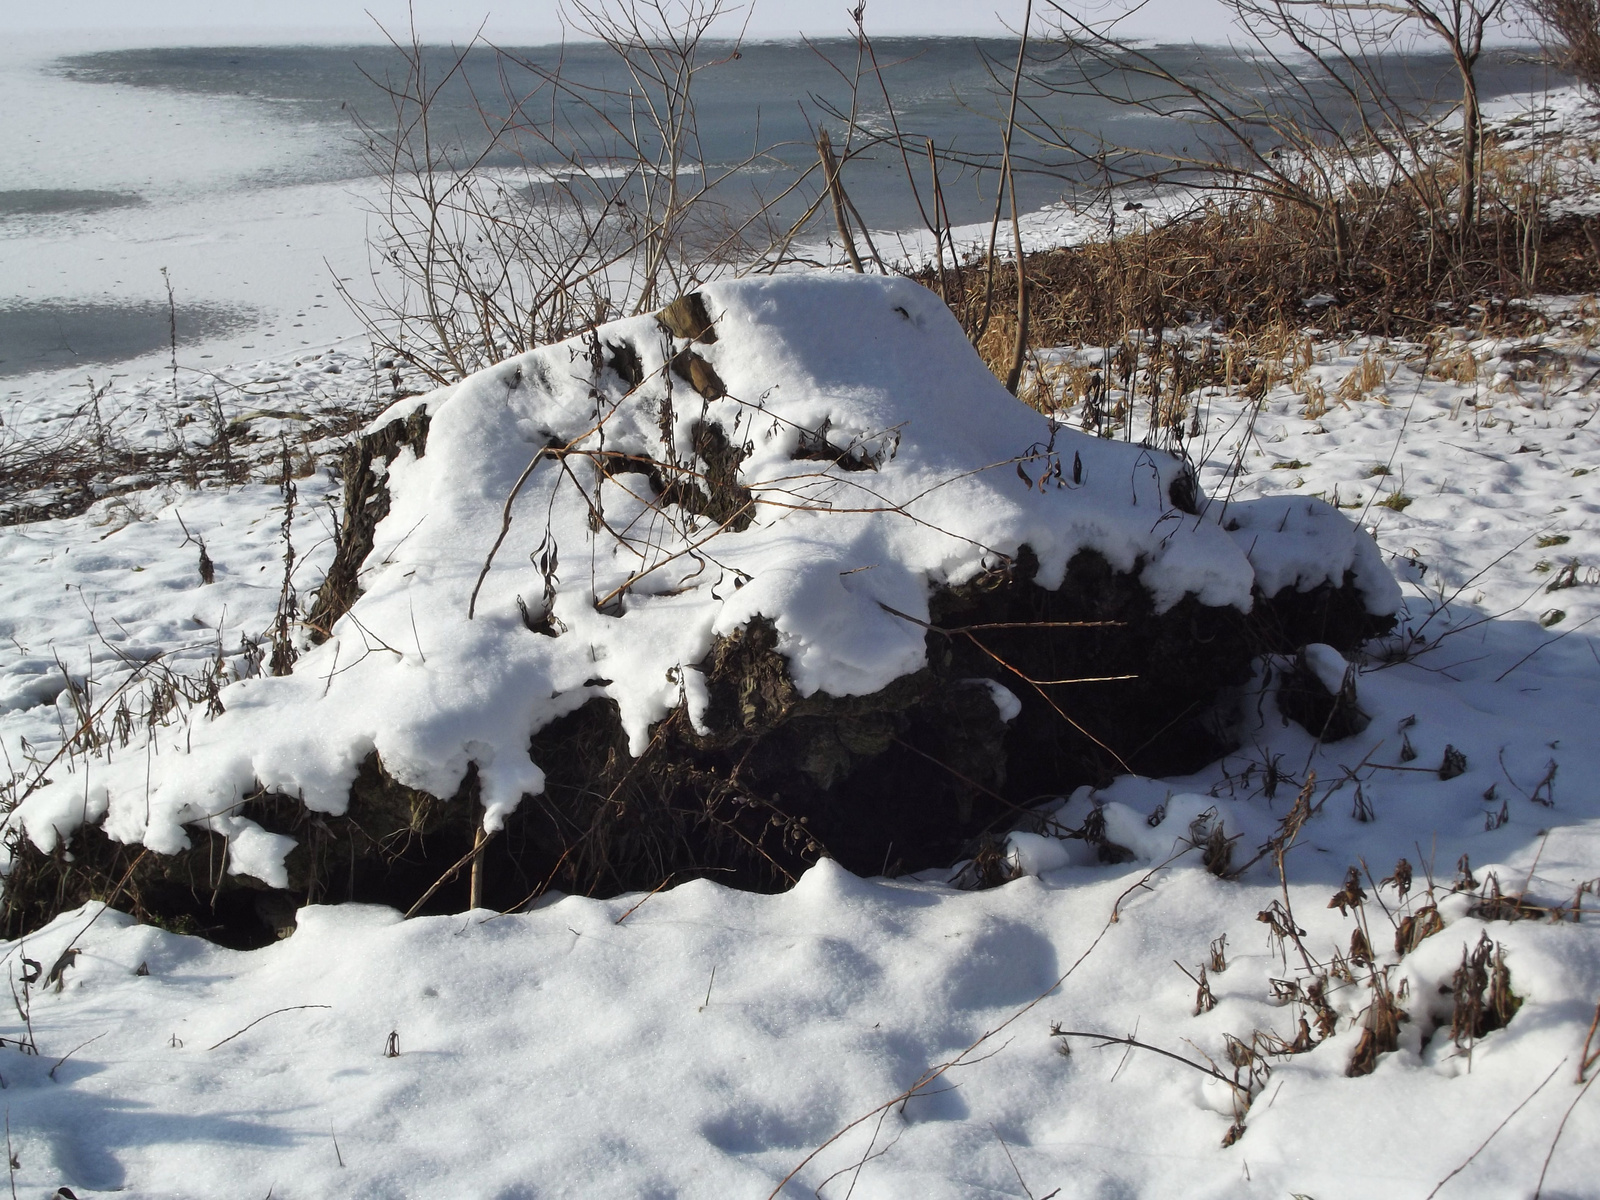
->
[1044,4,1500,246]
[1523,0,1600,93]
[346,0,823,385]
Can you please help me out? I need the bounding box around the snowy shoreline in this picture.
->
[2,87,1599,1200]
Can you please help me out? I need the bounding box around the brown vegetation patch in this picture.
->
[933,206,1600,376]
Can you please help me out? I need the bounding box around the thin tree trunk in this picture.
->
[975,0,1033,354]
[1002,0,1034,395]
[927,139,952,302]
[1003,153,1031,397]
[1459,70,1481,233]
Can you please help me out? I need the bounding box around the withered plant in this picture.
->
[346,1,819,385]
[1347,967,1405,1076]
[1450,931,1523,1062]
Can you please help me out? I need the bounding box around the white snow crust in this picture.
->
[0,286,1596,1200]
[4,84,1599,1195]
[11,274,1387,883]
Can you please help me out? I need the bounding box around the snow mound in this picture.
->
[13,274,1391,886]
[1222,494,1398,616]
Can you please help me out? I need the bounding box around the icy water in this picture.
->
[0,39,1568,383]
[0,301,251,378]
[45,40,1569,224]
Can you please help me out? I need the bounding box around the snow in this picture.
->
[13,272,1376,882]
[1301,642,1353,694]
[2,276,1596,1197]
[1218,495,1399,615]
[971,677,1023,723]
[5,817,1597,1197]
[3,78,1600,1200]
[0,44,383,396]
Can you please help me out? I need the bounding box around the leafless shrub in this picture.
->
[343,1,844,386]
[1035,0,1508,245]
[1524,0,1600,94]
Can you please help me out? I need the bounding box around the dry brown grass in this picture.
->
[1337,348,1392,405]
[1347,969,1405,1077]
[1430,340,1483,385]
[1451,932,1524,1057]
[933,184,1600,408]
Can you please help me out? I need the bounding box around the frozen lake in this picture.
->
[0,37,1568,392]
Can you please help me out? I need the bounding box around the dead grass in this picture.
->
[1347,969,1405,1077]
[0,375,386,528]
[936,202,1600,386]
[929,125,1600,434]
[1337,349,1391,405]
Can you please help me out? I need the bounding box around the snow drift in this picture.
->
[10,274,1397,925]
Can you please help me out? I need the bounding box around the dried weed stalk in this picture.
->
[1450,932,1523,1060]
[1347,968,1405,1077]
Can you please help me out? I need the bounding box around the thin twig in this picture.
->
[615,873,678,925]
[590,501,753,613]
[48,1031,107,1081]
[1052,1029,1242,1093]
[1579,998,1600,1083]
[58,848,151,960]
[818,127,864,272]
[992,1124,1058,1200]
[1533,1068,1599,1199]
[467,447,551,619]
[207,1005,332,1051]
[1425,1058,1565,1198]
[876,601,1133,770]
[403,830,502,919]
[1001,0,1035,396]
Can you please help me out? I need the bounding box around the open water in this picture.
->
[0,38,1569,381]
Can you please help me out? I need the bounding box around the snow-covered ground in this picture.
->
[0,280,1596,1197]
[4,68,1600,1197]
